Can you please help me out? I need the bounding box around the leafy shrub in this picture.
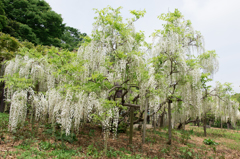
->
[203,138,219,145]
[117,122,128,133]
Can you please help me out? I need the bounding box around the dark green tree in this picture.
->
[61,26,86,51]
[1,0,65,46]
[0,0,7,31]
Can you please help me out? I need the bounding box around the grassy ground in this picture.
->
[0,113,240,159]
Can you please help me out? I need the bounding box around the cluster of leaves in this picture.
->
[0,32,50,61]
[232,93,240,110]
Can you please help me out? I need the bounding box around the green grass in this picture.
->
[11,139,153,159]
[222,142,240,151]
[13,141,82,159]
[185,126,240,151]
[1,115,239,159]
[188,126,240,141]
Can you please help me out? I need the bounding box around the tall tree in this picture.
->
[0,0,7,31]
[61,26,86,51]
[2,0,64,46]
[232,93,240,110]
[151,9,205,144]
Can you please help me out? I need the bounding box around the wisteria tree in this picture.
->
[151,9,206,145]
[2,6,155,150]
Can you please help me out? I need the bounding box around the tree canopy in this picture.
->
[61,26,87,51]
[0,0,86,49]
[0,0,7,31]
[232,93,240,110]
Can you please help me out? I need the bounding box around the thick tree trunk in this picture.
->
[154,118,156,131]
[167,101,172,145]
[177,123,182,130]
[158,115,161,128]
[219,98,223,129]
[203,114,207,137]
[0,82,5,113]
[160,111,164,128]
[129,107,134,144]
[142,96,148,144]
[152,114,156,131]
[0,63,5,113]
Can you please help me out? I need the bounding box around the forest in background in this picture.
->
[0,0,86,51]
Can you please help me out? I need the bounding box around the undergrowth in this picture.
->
[1,118,240,158]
